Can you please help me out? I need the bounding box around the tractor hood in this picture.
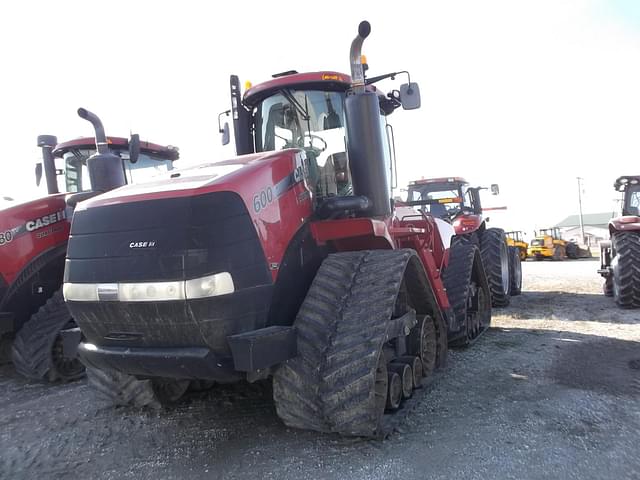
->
[64,148,314,351]
[75,150,300,212]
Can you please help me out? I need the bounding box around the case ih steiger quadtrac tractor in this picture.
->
[599,175,640,308]
[0,111,178,382]
[63,21,491,437]
[405,177,521,304]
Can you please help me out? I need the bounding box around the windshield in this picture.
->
[255,89,351,197]
[625,185,640,216]
[58,149,174,193]
[407,182,467,218]
[531,239,544,247]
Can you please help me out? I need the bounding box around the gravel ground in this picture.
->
[1,258,639,479]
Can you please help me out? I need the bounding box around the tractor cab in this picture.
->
[614,176,640,217]
[43,137,178,195]
[406,177,476,216]
[224,69,411,215]
[405,177,489,235]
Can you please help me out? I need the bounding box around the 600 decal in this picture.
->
[253,187,274,213]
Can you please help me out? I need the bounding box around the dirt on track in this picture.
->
[1,258,639,480]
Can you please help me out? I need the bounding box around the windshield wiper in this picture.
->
[280,89,310,122]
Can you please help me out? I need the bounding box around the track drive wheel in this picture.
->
[479,228,511,307]
[443,242,492,346]
[273,249,430,437]
[508,246,522,296]
[11,289,85,382]
[612,232,640,308]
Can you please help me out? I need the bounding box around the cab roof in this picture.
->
[614,175,640,191]
[409,177,469,186]
[52,137,179,161]
[243,71,352,106]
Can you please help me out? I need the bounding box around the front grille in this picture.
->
[65,191,272,348]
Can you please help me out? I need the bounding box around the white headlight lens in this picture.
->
[63,283,99,302]
[185,272,234,299]
[118,281,185,302]
[63,273,234,302]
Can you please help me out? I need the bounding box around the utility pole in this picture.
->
[577,176,585,244]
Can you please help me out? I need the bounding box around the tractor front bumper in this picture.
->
[78,325,297,382]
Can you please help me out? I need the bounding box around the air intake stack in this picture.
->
[77,108,126,193]
[344,21,391,218]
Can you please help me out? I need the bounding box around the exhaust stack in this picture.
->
[37,134,59,195]
[77,108,126,193]
[344,21,391,217]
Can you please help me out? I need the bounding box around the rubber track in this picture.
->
[612,232,640,308]
[86,366,161,409]
[11,289,84,382]
[480,228,510,307]
[442,243,491,347]
[273,249,418,437]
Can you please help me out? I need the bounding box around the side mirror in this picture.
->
[35,163,43,186]
[129,134,140,164]
[221,122,230,146]
[400,82,421,110]
[490,184,500,195]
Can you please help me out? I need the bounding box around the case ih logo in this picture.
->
[129,241,157,249]
[26,210,66,232]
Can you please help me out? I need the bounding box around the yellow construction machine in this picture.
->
[506,231,528,261]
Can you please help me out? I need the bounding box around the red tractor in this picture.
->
[0,111,178,382]
[64,22,491,437]
[599,175,640,307]
[405,177,521,305]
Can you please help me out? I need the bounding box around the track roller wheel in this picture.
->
[386,372,402,410]
[407,315,437,377]
[396,356,422,387]
[389,362,413,398]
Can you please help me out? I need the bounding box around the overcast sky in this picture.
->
[1,0,639,234]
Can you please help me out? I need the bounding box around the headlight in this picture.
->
[63,272,234,302]
[63,283,99,302]
[118,281,185,302]
[185,272,234,299]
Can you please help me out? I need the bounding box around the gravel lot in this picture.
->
[1,258,639,480]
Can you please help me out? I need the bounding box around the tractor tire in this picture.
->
[11,289,85,382]
[442,242,492,346]
[273,249,430,437]
[612,232,640,308]
[479,228,511,307]
[508,246,522,296]
[565,242,578,259]
[86,366,161,408]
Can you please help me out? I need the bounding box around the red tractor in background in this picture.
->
[599,175,640,308]
[0,112,178,382]
[63,21,491,437]
[405,177,521,305]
